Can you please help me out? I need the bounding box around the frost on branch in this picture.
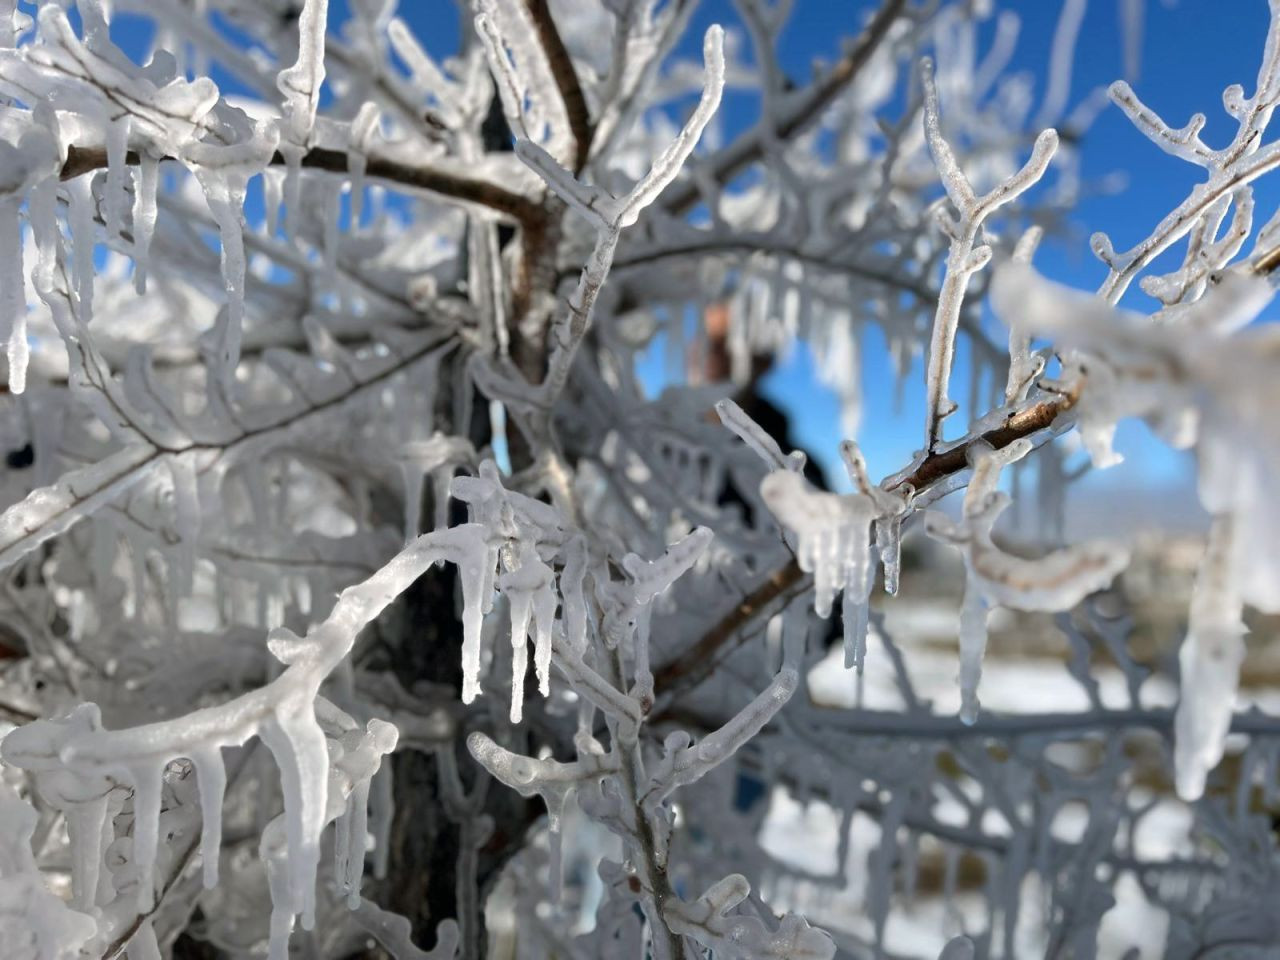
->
[924,441,1130,723]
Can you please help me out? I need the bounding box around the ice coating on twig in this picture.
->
[469,732,619,856]
[919,55,1058,448]
[276,0,329,145]
[716,398,807,473]
[664,874,836,960]
[646,665,797,804]
[351,900,460,960]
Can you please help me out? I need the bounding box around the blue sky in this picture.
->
[100,0,1271,497]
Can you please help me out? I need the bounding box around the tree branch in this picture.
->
[523,0,594,172]
[60,145,543,227]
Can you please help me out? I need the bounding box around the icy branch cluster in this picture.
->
[0,0,1277,957]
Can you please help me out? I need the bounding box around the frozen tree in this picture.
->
[0,0,1279,957]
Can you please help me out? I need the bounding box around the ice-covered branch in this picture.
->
[351,901,460,960]
[1095,0,1280,301]
[645,665,797,805]
[919,56,1059,448]
[475,22,725,432]
[663,874,835,960]
[1,524,490,957]
[924,441,1129,723]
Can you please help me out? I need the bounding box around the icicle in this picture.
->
[334,795,353,904]
[399,462,426,544]
[191,746,226,889]
[69,178,96,319]
[104,117,130,244]
[1174,514,1246,800]
[67,794,109,912]
[841,555,874,673]
[191,166,250,381]
[132,153,159,294]
[508,590,530,723]
[323,178,342,274]
[29,176,58,297]
[0,197,24,394]
[167,454,201,596]
[370,762,393,879]
[128,919,162,960]
[875,514,902,596]
[338,776,370,907]
[760,471,879,621]
[348,102,380,230]
[489,400,509,472]
[457,532,490,704]
[942,844,960,914]
[127,760,164,911]
[263,167,285,237]
[956,581,989,725]
[258,707,329,931]
[533,582,554,696]
[282,149,303,242]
